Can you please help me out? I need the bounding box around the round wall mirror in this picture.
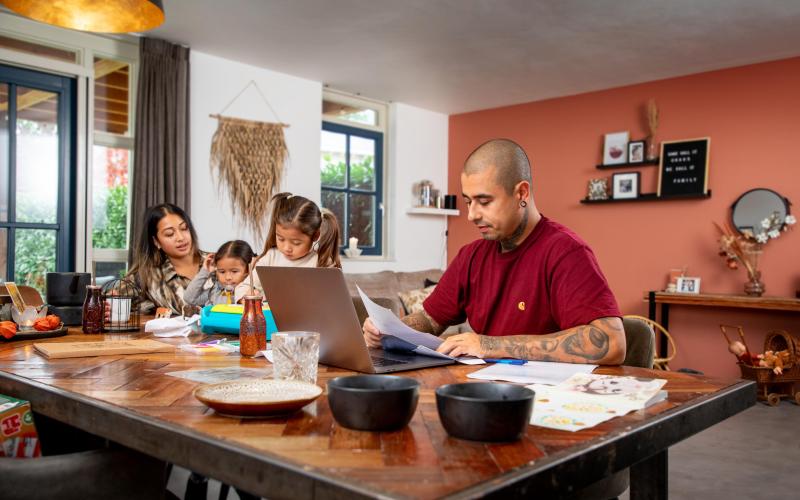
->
[731,188,791,236]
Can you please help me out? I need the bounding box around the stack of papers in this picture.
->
[357,287,485,364]
[528,373,668,432]
[467,361,597,385]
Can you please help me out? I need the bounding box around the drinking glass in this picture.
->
[272,331,320,384]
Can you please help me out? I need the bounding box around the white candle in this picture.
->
[348,237,358,251]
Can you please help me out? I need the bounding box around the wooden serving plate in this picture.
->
[194,379,323,418]
[0,324,68,342]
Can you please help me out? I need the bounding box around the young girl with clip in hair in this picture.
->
[235,192,341,299]
[184,240,255,307]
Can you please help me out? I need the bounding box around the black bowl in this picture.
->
[327,375,420,431]
[436,383,535,442]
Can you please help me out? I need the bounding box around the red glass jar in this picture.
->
[239,296,266,357]
[82,285,104,334]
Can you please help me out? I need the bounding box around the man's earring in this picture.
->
[520,200,528,208]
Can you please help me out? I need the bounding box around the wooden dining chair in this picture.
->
[623,314,677,370]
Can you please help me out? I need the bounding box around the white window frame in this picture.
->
[322,89,390,259]
[0,12,138,274]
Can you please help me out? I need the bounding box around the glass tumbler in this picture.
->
[272,331,320,384]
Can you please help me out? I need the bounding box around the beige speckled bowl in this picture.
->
[194,379,322,418]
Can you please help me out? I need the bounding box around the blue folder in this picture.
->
[200,303,278,339]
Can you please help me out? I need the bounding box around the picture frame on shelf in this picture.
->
[587,178,609,200]
[612,171,640,199]
[676,276,701,294]
[603,131,629,165]
[628,140,645,164]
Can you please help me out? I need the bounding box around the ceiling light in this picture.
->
[1,0,165,33]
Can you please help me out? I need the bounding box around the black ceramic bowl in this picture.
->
[327,375,420,431]
[436,383,535,442]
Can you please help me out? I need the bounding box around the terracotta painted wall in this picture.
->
[447,57,800,378]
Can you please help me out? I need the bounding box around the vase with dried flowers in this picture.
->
[645,99,659,161]
[715,212,796,296]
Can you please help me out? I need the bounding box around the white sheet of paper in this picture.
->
[466,360,597,385]
[357,286,443,350]
[165,367,271,384]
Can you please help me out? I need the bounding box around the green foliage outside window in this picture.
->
[92,184,129,249]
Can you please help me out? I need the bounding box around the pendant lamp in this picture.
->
[1,0,165,33]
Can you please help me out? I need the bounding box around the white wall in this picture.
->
[190,51,322,251]
[190,51,450,273]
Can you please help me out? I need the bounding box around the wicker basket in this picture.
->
[762,330,798,368]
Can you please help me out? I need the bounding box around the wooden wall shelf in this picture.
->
[596,158,660,169]
[580,191,712,204]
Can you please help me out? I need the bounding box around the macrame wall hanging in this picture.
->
[210,80,289,240]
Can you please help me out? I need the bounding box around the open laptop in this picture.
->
[258,266,454,373]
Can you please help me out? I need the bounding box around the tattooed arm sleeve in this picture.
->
[477,317,626,365]
[401,310,448,337]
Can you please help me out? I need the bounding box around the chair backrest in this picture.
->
[621,316,655,368]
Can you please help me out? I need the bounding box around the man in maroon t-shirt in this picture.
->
[363,139,626,364]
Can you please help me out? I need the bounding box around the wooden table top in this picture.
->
[0,325,755,499]
[646,291,800,312]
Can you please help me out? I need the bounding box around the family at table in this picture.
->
[128,138,626,364]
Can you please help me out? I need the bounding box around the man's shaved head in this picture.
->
[463,139,532,194]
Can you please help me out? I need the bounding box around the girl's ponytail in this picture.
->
[317,208,342,268]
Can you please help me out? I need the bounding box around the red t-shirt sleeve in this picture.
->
[549,245,621,330]
[423,246,469,327]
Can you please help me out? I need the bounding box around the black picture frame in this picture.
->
[657,138,710,197]
[628,140,645,164]
[612,172,640,199]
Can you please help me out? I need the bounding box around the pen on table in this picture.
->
[484,358,526,365]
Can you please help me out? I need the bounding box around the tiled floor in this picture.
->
[169,400,799,500]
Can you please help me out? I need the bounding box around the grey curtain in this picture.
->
[129,37,191,265]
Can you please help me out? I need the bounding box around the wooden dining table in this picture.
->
[0,324,755,499]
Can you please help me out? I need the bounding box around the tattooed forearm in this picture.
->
[401,310,447,336]
[477,317,625,365]
[562,326,610,361]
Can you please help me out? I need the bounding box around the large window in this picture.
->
[0,64,75,293]
[321,122,383,256]
[321,92,387,257]
[91,56,133,280]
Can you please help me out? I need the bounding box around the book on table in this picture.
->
[33,339,174,359]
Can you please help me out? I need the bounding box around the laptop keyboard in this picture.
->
[370,355,410,367]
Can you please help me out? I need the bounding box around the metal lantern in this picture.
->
[100,278,142,333]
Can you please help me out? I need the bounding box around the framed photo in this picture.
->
[612,172,640,199]
[587,178,608,200]
[628,140,645,164]
[676,277,701,294]
[603,131,629,165]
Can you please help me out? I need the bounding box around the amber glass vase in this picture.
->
[239,296,266,357]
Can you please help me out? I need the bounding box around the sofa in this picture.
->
[344,268,468,335]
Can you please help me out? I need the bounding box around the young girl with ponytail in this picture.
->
[235,192,341,299]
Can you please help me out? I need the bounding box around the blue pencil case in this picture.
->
[200,303,278,339]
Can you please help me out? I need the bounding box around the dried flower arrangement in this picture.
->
[715,212,796,296]
[645,99,659,160]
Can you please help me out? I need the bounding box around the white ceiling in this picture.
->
[152,0,800,114]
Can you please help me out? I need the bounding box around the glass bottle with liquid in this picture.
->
[82,285,104,333]
[239,296,266,357]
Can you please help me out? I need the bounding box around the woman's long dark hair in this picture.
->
[128,203,202,287]
[260,192,341,268]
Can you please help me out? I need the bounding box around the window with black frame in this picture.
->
[0,64,75,295]
[320,121,383,256]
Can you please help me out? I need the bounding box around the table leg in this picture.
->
[630,449,668,500]
[659,303,670,358]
